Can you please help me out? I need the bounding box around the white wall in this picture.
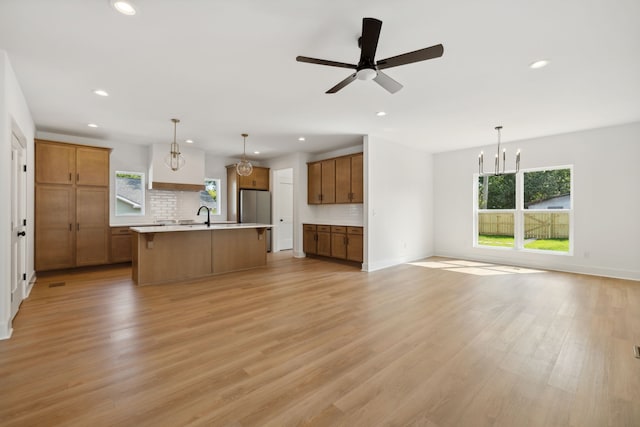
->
[433,122,640,280]
[0,51,35,339]
[365,135,434,271]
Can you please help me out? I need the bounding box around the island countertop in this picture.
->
[130,223,273,234]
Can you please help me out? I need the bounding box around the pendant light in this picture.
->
[236,133,253,176]
[478,126,520,175]
[164,118,185,171]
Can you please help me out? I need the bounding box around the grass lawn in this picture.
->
[524,238,569,252]
[478,235,514,247]
[478,235,569,252]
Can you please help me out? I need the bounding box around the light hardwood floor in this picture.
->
[1,254,639,426]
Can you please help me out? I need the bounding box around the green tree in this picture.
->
[478,174,516,209]
[524,169,570,205]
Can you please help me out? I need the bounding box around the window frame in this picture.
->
[473,165,573,255]
[114,170,146,217]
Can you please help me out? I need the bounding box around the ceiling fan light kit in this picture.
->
[296,17,444,94]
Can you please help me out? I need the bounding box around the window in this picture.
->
[115,171,145,216]
[475,167,572,254]
[200,178,221,215]
[477,174,516,248]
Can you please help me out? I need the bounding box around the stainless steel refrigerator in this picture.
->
[239,189,271,252]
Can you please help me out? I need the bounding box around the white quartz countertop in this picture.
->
[130,223,273,233]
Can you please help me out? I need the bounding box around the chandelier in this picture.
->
[164,118,185,171]
[236,133,253,176]
[478,126,520,175]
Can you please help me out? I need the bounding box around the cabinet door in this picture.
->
[331,232,347,259]
[307,162,322,204]
[350,153,364,203]
[320,159,335,204]
[347,227,364,262]
[76,147,109,186]
[303,227,317,255]
[35,185,75,270]
[335,156,352,204]
[238,172,254,189]
[253,167,270,190]
[35,141,75,185]
[317,231,331,256]
[76,187,109,266]
[111,228,132,263]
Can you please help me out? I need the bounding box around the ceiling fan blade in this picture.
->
[296,56,357,70]
[376,44,444,70]
[359,18,383,64]
[326,73,357,94]
[373,71,403,94]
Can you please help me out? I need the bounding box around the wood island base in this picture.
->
[131,226,269,285]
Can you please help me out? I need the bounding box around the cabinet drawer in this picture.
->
[347,227,363,235]
[111,227,131,235]
[303,224,317,231]
[331,226,347,233]
[317,225,331,232]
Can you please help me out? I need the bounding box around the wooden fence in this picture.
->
[478,212,569,239]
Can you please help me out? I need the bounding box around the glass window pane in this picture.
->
[478,174,516,210]
[115,171,144,216]
[524,169,571,209]
[524,212,570,252]
[200,178,220,215]
[477,212,514,247]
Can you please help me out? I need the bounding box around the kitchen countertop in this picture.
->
[130,223,273,233]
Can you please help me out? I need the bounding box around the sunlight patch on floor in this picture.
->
[408,259,547,276]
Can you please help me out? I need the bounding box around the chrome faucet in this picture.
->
[197,206,211,227]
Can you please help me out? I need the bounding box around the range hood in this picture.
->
[148,143,205,191]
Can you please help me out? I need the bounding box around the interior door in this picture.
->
[10,133,27,319]
[275,169,293,251]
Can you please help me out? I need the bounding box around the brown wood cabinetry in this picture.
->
[226,165,270,221]
[308,152,363,205]
[35,140,110,271]
[110,227,132,263]
[303,224,317,255]
[307,160,336,204]
[303,223,363,265]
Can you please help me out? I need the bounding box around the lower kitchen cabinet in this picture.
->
[110,227,132,263]
[303,223,363,264]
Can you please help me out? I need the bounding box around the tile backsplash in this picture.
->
[149,190,203,222]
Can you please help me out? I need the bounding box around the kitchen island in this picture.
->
[130,223,272,285]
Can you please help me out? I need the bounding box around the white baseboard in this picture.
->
[0,319,12,340]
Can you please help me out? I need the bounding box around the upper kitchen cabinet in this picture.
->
[238,166,269,190]
[226,165,270,221]
[36,140,109,186]
[307,159,336,204]
[35,140,111,271]
[148,143,205,191]
[308,152,362,205]
[335,153,363,203]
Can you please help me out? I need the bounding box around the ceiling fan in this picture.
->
[296,17,444,94]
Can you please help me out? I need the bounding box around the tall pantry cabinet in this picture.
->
[35,140,110,271]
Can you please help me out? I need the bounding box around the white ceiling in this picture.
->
[1,0,639,159]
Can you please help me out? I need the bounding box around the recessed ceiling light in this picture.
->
[253,151,260,154]
[298,137,305,142]
[88,123,99,128]
[185,139,194,144]
[529,59,549,69]
[111,0,137,16]
[93,89,109,97]
[376,111,387,117]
